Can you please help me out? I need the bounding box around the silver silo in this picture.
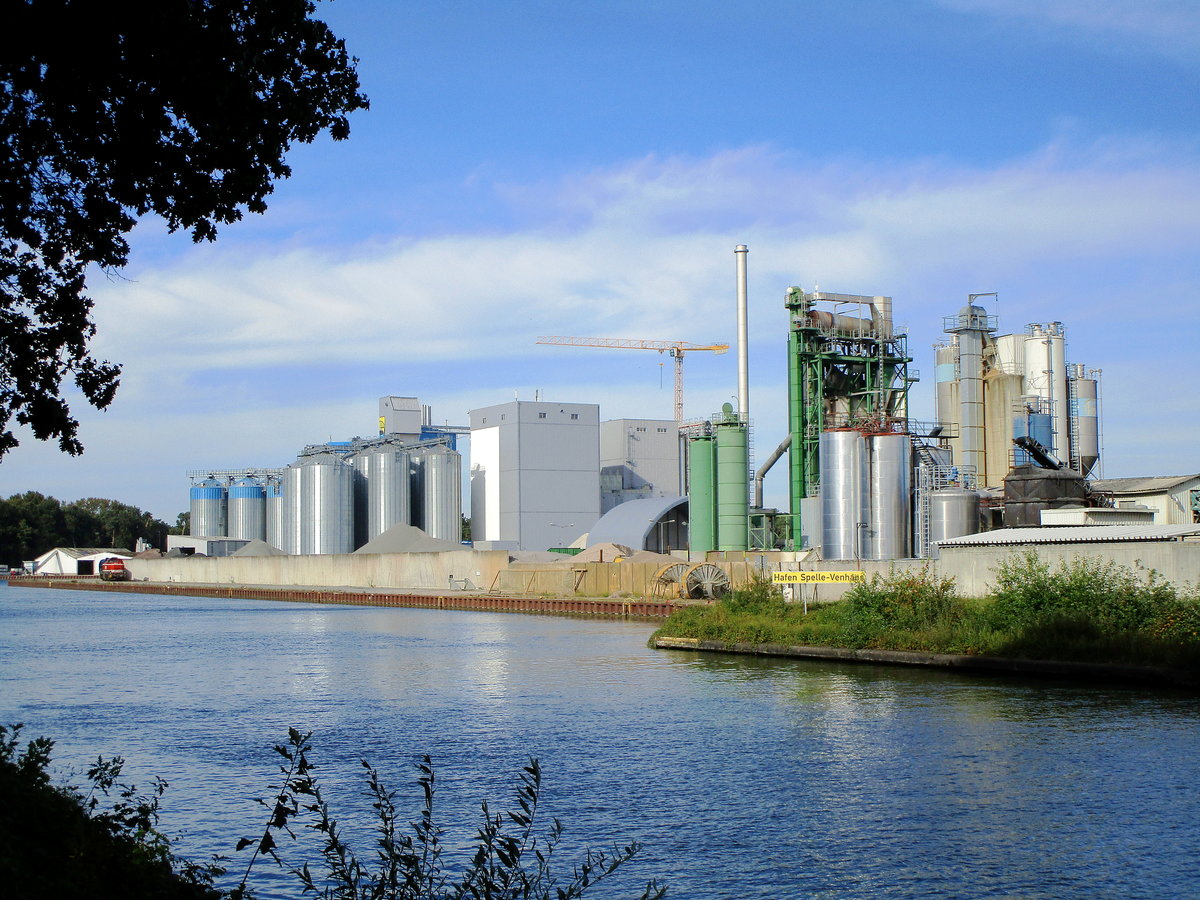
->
[349,452,370,549]
[265,479,283,550]
[365,447,411,541]
[1068,364,1100,477]
[867,433,912,559]
[820,430,867,560]
[189,477,226,537]
[298,453,355,554]
[227,476,266,542]
[413,446,462,542]
[929,489,979,544]
[280,465,304,555]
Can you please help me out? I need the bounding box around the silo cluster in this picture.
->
[687,412,749,552]
[819,430,913,560]
[188,441,462,555]
[937,315,1101,488]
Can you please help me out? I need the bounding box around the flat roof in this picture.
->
[938,524,1200,547]
[1090,474,1200,494]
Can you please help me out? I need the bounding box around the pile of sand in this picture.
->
[354,524,465,554]
[573,542,633,562]
[232,539,287,557]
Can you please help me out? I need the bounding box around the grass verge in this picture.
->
[652,553,1200,673]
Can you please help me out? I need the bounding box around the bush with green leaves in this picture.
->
[232,727,664,900]
[0,724,664,900]
[840,566,962,635]
[0,723,223,899]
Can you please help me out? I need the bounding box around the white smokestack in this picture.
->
[735,244,749,423]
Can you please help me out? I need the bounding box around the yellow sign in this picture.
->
[772,571,866,584]
[378,416,387,435]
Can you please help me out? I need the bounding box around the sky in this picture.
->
[2,0,1198,522]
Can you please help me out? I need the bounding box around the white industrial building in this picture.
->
[1091,475,1200,525]
[600,418,681,513]
[469,400,600,550]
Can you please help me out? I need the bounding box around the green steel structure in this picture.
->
[687,434,717,553]
[785,287,914,526]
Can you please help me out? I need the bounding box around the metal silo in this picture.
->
[299,453,355,554]
[280,465,304,555]
[189,477,226,537]
[365,447,411,541]
[265,479,283,550]
[934,342,958,430]
[867,433,912,559]
[687,435,716,553]
[412,446,461,542]
[715,419,749,551]
[929,489,979,543]
[820,430,867,560]
[349,452,370,549]
[227,476,266,541]
[1069,365,1100,477]
[1023,323,1068,458]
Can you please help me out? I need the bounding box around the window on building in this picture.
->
[636,426,646,432]
[538,412,546,419]
[657,427,668,433]
[571,413,578,420]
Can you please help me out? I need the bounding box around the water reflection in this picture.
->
[2,587,1199,899]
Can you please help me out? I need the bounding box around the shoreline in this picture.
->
[5,576,674,619]
[654,635,1200,690]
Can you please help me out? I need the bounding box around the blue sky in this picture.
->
[2,0,1198,521]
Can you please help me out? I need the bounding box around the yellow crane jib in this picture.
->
[535,336,730,424]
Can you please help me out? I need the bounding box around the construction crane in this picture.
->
[536,336,729,425]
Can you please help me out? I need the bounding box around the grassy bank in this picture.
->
[653,553,1200,673]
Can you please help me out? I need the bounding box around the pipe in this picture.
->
[735,245,749,424]
[753,434,791,509]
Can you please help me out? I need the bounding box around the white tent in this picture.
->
[33,547,131,575]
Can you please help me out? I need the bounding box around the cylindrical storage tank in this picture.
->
[265,479,283,550]
[281,465,303,555]
[189,478,226,537]
[715,422,749,551]
[366,447,411,541]
[1070,373,1100,477]
[687,436,716,553]
[867,433,912,559]
[820,430,867,560]
[934,343,958,429]
[412,447,461,542]
[294,453,355,554]
[1013,409,1053,466]
[929,489,980,543]
[1023,324,1068,459]
[349,453,370,549]
[227,477,266,541]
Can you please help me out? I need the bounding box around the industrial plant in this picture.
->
[174,245,1199,595]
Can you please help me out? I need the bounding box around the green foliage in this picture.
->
[0,723,223,899]
[233,728,665,900]
[0,724,665,900]
[721,576,787,616]
[0,491,169,564]
[839,566,962,638]
[655,556,1200,671]
[1,1,368,457]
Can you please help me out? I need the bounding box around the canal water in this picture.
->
[2,585,1199,898]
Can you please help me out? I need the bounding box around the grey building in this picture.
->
[600,418,681,514]
[469,400,600,550]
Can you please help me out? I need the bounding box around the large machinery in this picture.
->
[785,288,915,543]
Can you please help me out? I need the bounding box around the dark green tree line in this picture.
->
[0,491,170,564]
[1,0,368,458]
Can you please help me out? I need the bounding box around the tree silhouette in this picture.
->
[1,1,368,457]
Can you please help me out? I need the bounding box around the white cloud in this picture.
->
[7,136,1198,516]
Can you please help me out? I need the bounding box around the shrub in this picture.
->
[841,566,962,634]
[721,575,787,616]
